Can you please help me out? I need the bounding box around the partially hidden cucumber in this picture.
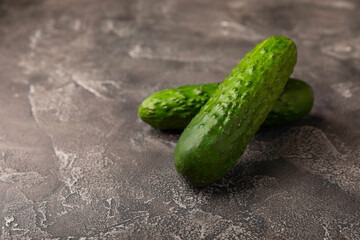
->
[138,78,313,130]
[174,36,297,187]
[139,83,218,130]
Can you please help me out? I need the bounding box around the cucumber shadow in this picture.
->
[148,128,182,146]
[152,113,353,195]
[178,114,331,193]
[180,157,299,200]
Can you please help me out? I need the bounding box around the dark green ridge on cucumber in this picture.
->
[138,78,313,130]
[174,36,297,187]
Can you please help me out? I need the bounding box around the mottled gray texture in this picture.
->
[0,0,359,239]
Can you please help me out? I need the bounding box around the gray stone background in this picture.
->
[0,0,359,239]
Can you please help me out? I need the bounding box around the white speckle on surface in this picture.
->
[72,74,120,100]
[129,44,153,59]
[72,19,82,31]
[36,202,48,228]
[331,82,353,98]
[329,1,354,9]
[321,38,360,60]
[322,222,332,240]
[298,0,355,10]
[100,19,135,38]
[4,216,15,227]
[219,21,263,41]
[170,233,182,240]
[172,198,188,209]
[29,30,42,50]
[101,20,115,33]
[221,21,230,27]
[53,147,89,205]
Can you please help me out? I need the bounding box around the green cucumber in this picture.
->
[138,78,313,129]
[174,36,297,187]
[262,78,313,126]
[139,83,218,130]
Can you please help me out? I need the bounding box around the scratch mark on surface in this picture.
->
[4,216,15,227]
[321,37,360,60]
[72,73,120,100]
[143,197,156,204]
[322,223,332,240]
[128,44,213,63]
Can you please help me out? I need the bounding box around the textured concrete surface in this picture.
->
[0,0,360,239]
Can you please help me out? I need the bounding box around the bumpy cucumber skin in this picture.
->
[138,78,313,129]
[174,36,297,187]
[138,84,218,130]
[264,78,314,126]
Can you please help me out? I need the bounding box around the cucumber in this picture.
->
[139,83,218,130]
[174,36,297,187]
[262,78,314,126]
[138,78,313,129]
